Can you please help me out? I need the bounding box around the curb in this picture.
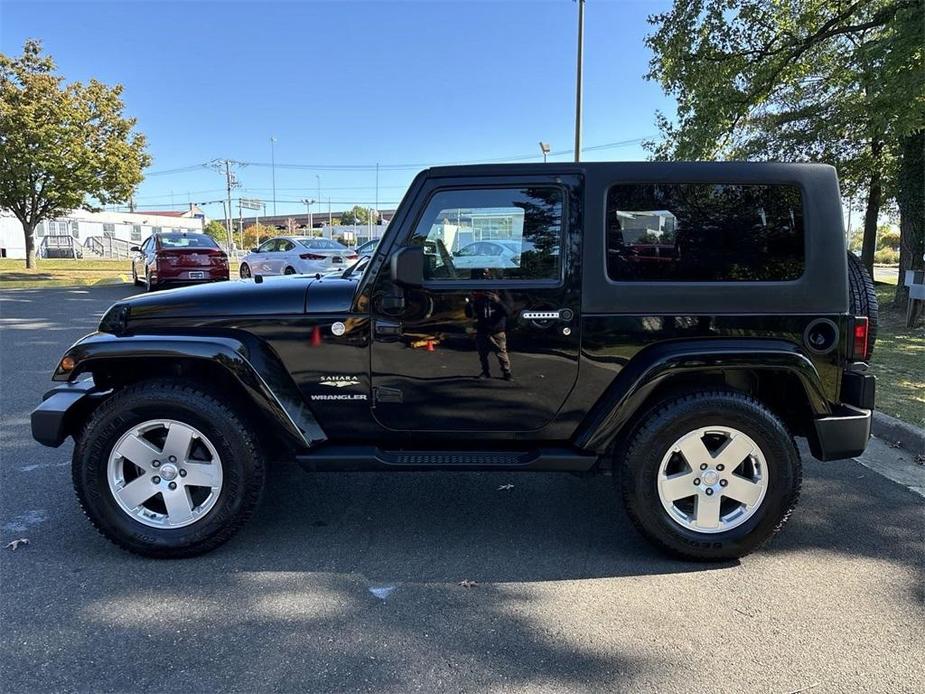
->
[871,411,925,457]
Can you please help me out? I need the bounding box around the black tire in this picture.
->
[72,379,266,558]
[284,266,296,275]
[239,262,251,279]
[618,390,801,561]
[847,252,878,357]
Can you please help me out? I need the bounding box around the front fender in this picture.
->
[48,332,325,449]
[574,339,831,454]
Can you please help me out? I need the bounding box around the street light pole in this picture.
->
[316,175,321,213]
[574,0,585,163]
[302,198,315,232]
[539,141,551,163]
[270,136,278,215]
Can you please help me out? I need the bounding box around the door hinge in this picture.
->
[374,386,403,404]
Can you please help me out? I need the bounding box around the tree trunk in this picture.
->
[860,140,883,278]
[895,130,924,307]
[23,222,37,269]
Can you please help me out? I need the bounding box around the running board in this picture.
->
[295,446,600,472]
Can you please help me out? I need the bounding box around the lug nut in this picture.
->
[716,464,725,471]
[700,463,708,471]
[152,476,161,484]
[152,460,160,468]
[720,479,728,487]
[179,469,187,478]
[168,455,177,463]
[705,488,714,496]
[168,482,177,490]
[693,478,701,486]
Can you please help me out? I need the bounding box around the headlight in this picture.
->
[99,303,130,335]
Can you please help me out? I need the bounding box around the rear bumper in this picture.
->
[810,404,872,461]
[31,380,105,448]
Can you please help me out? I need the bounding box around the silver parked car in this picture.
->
[239,236,357,278]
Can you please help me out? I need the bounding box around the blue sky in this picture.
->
[1,0,674,218]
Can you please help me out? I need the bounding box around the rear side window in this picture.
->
[606,183,804,281]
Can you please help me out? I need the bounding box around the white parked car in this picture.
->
[452,240,531,270]
[239,237,357,278]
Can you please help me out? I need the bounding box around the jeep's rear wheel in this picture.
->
[618,391,801,561]
[73,379,265,558]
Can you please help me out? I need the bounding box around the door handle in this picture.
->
[374,320,402,336]
[521,308,574,322]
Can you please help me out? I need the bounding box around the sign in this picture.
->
[240,198,262,210]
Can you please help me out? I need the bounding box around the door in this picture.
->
[370,176,582,433]
[254,238,278,274]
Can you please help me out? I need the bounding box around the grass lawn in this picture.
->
[0,257,131,288]
[870,273,925,429]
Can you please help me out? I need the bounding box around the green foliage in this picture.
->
[0,40,150,267]
[202,220,228,244]
[874,247,899,264]
[340,205,374,225]
[877,225,901,250]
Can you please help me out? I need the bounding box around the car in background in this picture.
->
[239,236,357,278]
[354,238,380,256]
[131,232,229,292]
[452,240,530,270]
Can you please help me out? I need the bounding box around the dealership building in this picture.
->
[0,205,205,259]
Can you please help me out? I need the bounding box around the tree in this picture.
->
[242,223,275,247]
[340,205,374,225]
[645,0,924,282]
[0,40,150,268]
[202,220,228,244]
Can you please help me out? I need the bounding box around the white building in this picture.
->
[0,205,205,259]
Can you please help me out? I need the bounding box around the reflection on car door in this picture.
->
[276,239,296,273]
[255,238,277,274]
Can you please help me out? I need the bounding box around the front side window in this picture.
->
[411,187,563,281]
[606,183,805,282]
[258,239,278,253]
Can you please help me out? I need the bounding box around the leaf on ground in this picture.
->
[914,454,925,465]
[497,483,514,491]
[5,538,29,551]
[458,579,478,588]
[888,440,904,449]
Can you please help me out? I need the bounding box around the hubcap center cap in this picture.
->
[701,469,719,486]
[159,463,178,481]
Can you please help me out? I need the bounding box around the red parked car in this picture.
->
[131,232,229,291]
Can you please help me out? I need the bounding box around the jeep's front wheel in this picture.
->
[73,379,266,558]
[618,391,801,561]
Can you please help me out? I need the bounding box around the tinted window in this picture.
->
[279,239,295,251]
[606,184,804,281]
[411,187,562,281]
[157,233,218,249]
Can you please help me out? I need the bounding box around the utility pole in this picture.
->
[238,199,244,250]
[224,160,235,253]
[302,199,315,232]
[270,136,278,215]
[316,175,321,214]
[375,162,379,219]
[574,0,585,163]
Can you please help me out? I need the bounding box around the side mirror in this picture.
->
[250,247,260,253]
[130,246,141,252]
[390,246,423,288]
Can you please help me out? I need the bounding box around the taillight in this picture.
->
[299,253,325,260]
[852,316,870,360]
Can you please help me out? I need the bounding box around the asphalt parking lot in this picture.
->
[1,284,923,693]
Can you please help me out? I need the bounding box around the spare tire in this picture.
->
[847,252,878,357]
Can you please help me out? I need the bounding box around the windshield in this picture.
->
[298,238,346,250]
[158,233,218,249]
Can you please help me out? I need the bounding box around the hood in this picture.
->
[121,276,316,322]
[303,276,361,313]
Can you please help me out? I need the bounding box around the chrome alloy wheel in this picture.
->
[107,419,223,528]
[656,426,768,534]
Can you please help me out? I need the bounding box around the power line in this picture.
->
[143,137,652,177]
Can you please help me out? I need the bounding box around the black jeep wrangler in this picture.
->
[32,162,877,561]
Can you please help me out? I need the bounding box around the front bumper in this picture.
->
[31,379,106,448]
